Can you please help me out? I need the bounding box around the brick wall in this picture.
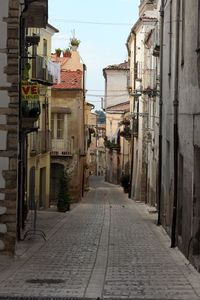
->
[0,0,19,254]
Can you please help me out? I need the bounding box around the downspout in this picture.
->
[17,7,24,240]
[171,0,180,248]
[82,64,86,197]
[157,0,164,225]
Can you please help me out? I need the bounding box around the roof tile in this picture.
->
[52,70,82,89]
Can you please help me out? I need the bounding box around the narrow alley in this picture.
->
[0,176,199,300]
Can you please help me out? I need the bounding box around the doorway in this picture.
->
[39,167,46,208]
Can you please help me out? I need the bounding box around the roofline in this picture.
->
[86,102,95,109]
[106,110,127,114]
[103,66,129,73]
[47,23,59,33]
[106,101,130,110]
[52,88,82,91]
[126,17,157,46]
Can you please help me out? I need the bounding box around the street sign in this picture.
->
[21,81,40,101]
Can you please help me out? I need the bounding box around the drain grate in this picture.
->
[26,279,65,284]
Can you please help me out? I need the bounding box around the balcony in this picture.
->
[51,139,72,156]
[30,130,51,155]
[32,56,59,86]
[104,140,120,151]
[143,68,157,92]
[120,126,131,140]
[23,0,48,28]
[22,100,40,132]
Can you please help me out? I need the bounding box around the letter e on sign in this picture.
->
[31,86,37,94]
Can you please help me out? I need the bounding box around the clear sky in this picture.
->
[48,0,140,110]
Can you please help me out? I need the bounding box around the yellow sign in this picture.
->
[21,81,39,101]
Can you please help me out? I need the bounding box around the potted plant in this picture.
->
[63,48,71,57]
[57,168,72,212]
[89,127,95,134]
[70,38,80,50]
[120,126,131,140]
[120,174,130,193]
[55,48,61,57]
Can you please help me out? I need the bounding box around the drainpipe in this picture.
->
[17,7,24,240]
[157,0,164,225]
[82,64,86,197]
[171,0,180,248]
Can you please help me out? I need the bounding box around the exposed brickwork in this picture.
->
[0,0,19,255]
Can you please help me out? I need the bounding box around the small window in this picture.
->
[51,113,55,138]
[43,39,47,57]
[57,113,64,139]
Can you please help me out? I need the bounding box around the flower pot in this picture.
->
[123,187,129,193]
[71,45,78,51]
[56,52,61,57]
[63,53,71,58]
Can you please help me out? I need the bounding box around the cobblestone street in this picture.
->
[0,176,200,300]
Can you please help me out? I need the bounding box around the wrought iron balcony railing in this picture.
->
[51,139,72,156]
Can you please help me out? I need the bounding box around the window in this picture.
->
[43,39,47,56]
[57,113,64,139]
[51,113,54,138]
[51,113,64,139]
[110,121,112,142]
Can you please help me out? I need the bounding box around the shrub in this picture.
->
[120,174,130,188]
[57,167,72,212]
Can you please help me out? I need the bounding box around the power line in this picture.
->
[87,89,128,92]
[87,94,129,98]
[49,18,132,26]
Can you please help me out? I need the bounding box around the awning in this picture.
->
[51,106,72,114]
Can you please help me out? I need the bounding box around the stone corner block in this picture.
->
[0,240,5,250]
[0,206,7,215]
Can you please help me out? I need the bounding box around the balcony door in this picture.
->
[51,113,66,153]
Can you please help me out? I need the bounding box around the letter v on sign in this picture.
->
[22,86,30,94]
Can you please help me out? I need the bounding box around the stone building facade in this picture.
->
[0,0,20,254]
[50,66,86,203]
[126,0,158,202]
[160,0,200,271]
[0,0,48,254]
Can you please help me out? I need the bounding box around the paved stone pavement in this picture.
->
[0,176,200,300]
